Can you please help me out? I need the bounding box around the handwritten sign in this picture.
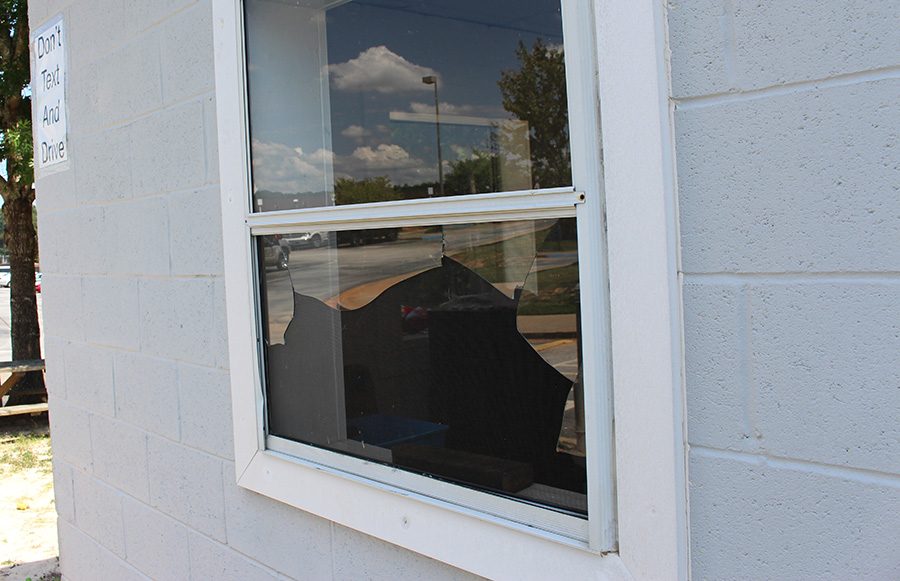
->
[33,16,68,171]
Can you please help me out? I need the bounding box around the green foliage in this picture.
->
[0,118,34,185]
[0,0,33,201]
[444,151,499,195]
[334,176,399,205]
[0,0,30,104]
[498,39,571,189]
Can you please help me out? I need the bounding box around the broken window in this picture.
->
[258,218,585,515]
[245,0,601,524]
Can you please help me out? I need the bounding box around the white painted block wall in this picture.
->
[30,0,900,579]
[669,0,900,578]
[31,1,479,579]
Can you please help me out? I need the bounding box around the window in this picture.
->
[214,0,687,578]
[245,0,597,526]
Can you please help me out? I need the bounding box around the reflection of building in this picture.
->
[389,111,533,192]
[254,189,332,212]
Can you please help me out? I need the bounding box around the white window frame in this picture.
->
[213,1,688,579]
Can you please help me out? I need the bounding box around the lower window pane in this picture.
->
[257,218,586,516]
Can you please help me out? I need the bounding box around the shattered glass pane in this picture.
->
[257,218,586,515]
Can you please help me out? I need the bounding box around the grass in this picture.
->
[518,263,580,316]
[0,428,52,475]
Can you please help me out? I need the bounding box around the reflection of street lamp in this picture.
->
[421,75,444,196]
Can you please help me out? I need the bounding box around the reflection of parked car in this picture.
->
[262,238,290,270]
[337,228,399,247]
[0,267,9,288]
[35,272,42,293]
[284,231,328,249]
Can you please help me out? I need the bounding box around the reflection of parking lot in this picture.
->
[263,221,577,344]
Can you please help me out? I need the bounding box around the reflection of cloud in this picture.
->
[410,101,474,115]
[251,139,331,193]
[341,125,371,139]
[334,143,431,186]
[329,46,438,94]
[254,139,433,191]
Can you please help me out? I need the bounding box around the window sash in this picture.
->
[231,0,617,551]
[266,435,590,541]
[246,187,583,234]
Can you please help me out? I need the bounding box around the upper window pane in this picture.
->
[245,0,572,212]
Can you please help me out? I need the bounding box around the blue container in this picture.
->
[348,415,448,449]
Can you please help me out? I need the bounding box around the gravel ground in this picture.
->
[0,418,59,581]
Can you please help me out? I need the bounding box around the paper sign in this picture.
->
[33,16,68,170]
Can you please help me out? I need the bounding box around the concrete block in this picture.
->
[103,196,170,276]
[203,94,219,185]
[683,281,751,450]
[72,30,163,129]
[168,187,225,276]
[188,532,284,581]
[67,0,151,70]
[178,363,233,459]
[41,206,107,276]
[63,341,115,417]
[113,351,180,439]
[212,278,230,369]
[750,283,900,474]
[52,460,76,524]
[223,469,334,578]
[162,1,215,103]
[58,520,148,581]
[732,0,900,90]
[49,400,93,470]
[82,276,139,350]
[667,0,732,98]
[690,452,900,580]
[122,497,191,581]
[132,0,198,34]
[43,336,68,401]
[678,79,900,273]
[139,278,216,367]
[131,100,207,197]
[35,160,77,212]
[74,125,133,204]
[72,470,126,557]
[89,414,149,501]
[40,274,84,342]
[333,524,483,581]
[147,436,225,541]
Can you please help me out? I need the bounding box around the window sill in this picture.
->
[236,449,631,580]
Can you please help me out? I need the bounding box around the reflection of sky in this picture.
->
[246,0,563,193]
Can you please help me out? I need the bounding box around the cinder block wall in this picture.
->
[31,1,478,579]
[32,0,900,579]
[668,0,900,578]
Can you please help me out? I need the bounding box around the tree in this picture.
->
[498,38,571,190]
[0,0,43,404]
[334,176,398,205]
[444,151,498,195]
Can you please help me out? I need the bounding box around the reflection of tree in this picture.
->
[444,151,499,195]
[334,176,399,205]
[498,39,570,189]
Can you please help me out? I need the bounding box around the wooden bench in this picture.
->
[0,359,48,417]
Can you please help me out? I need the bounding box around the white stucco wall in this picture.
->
[668,0,900,578]
[30,0,899,579]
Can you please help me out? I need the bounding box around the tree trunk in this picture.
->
[3,193,44,405]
